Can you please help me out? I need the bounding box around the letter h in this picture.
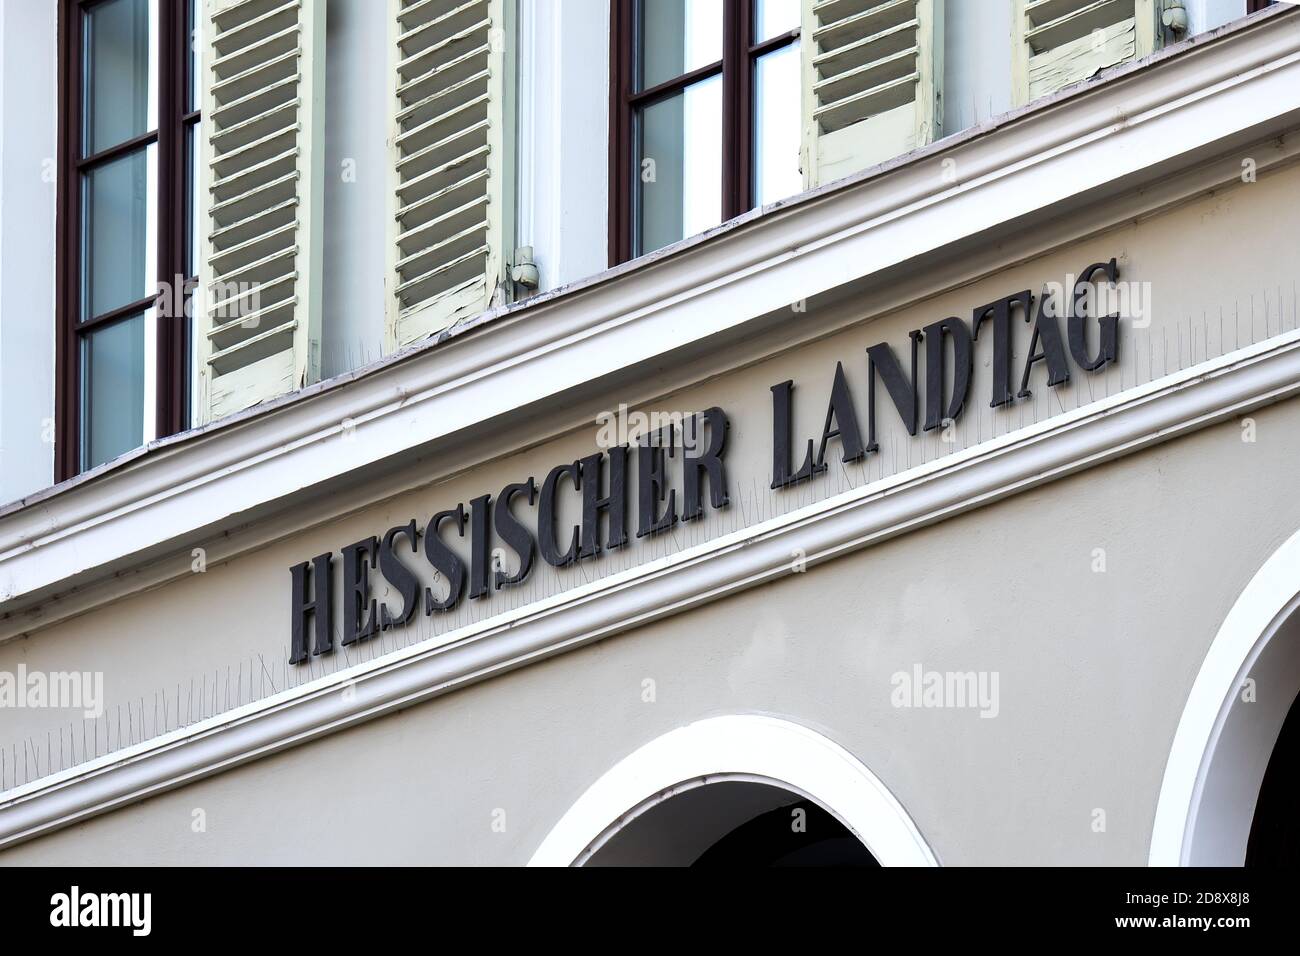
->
[290,553,334,664]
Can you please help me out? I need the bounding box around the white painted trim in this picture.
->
[1149,522,1300,866]
[0,8,1296,628]
[515,0,535,253]
[527,715,938,866]
[5,326,1300,849]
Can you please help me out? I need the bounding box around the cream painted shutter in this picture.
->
[801,0,944,189]
[197,0,325,424]
[387,0,514,350]
[1012,0,1159,105]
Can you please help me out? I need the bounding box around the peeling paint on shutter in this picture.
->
[197,0,325,423]
[801,0,944,189]
[1012,0,1159,105]
[387,0,512,350]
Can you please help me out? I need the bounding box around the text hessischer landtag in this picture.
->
[288,259,1122,663]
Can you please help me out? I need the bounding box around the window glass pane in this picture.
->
[755,0,800,41]
[640,0,723,89]
[188,0,200,114]
[754,41,802,205]
[637,75,723,256]
[81,312,146,470]
[82,144,157,319]
[186,122,200,278]
[82,0,157,155]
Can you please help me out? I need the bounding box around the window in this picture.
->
[609,0,802,264]
[56,0,199,478]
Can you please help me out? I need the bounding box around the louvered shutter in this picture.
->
[1012,0,1159,105]
[197,0,326,423]
[801,0,944,189]
[387,0,513,350]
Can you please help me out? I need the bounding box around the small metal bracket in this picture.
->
[1162,1,1189,36]
[511,246,540,292]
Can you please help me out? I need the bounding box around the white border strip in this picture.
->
[4,329,1300,848]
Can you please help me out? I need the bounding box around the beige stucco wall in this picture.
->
[1,160,1298,864]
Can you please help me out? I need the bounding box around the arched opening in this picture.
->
[584,780,879,867]
[530,715,936,867]
[1246,689,1300,865]
[1151,525,1300,865]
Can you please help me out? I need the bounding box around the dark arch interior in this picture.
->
[1246,689,1300,866]
[584,781,879,867]
[692,798,880,867]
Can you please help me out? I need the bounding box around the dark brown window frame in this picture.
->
[55,0,199,481]
[608,0,799,266]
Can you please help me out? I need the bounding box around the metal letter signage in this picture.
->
[289,260,1126,663]
[289,409,732,664]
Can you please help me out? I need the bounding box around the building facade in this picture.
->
[0,0,1298,865]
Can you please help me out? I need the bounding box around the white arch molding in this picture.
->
[529,715,938,866]
[1151,524,1300,865]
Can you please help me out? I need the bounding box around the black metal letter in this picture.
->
[289,552,333,664]
[770,379,818,488]
[683,407,730,520]
[579,449,628,558]
[922,317,974,431]
[539,462,581,566]
[1018,288,1071,397]
[468,494,492,599]
[815,364,864,468]
[341,536,380,646]
[1069,259,1120,371]
[424,505,467,613]
[637,426,678,537]
[494,479,537,588]
[865,331,923,452]
[378,520,420,630]
[972,291,1031,408]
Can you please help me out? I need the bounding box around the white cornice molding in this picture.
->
[3,326,1300,849]
[1,9,1298,623]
